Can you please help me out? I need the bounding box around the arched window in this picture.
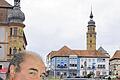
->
[13,47,17,54]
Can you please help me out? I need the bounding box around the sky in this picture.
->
[7,0,120,61]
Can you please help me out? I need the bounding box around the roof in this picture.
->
[73,50,109,58]
[47,46,110,59]
[110,50,120,61]
[0,0,12,8]
[0,0,12,23]
[98,46,107,53]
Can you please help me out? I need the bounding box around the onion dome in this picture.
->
[88,11,95,26]
[8,1,25,23]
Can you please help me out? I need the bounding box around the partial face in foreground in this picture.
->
[10,55,45,80]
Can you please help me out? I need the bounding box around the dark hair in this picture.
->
[6,52,25,79]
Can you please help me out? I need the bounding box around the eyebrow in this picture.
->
[29,68,38,72]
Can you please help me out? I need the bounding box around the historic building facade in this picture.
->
[110,50,120,78]
[0,0,27,79]
[47,11,110,78]
[47,46,109,78]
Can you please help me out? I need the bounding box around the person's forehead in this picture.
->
[19,58,45,74]
[22,54,45,67]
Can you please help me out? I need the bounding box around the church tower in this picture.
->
[0,0,27,78]
[86,11,96,50]
[7,0,27,60]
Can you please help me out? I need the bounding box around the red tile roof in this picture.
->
[110,50,120,61]
[47,46,109,58]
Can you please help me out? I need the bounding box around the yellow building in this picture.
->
[86,11,96,50]
[0,0,27,79]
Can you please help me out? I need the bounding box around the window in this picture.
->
[89,59,91,62]
[97,58,105,62]
[70,64,77,67]
[90,40,92,43]
[9,48,12,55]
[102,71,106,75]
[64,64,67,68]
[81,58,83,62]
[97,65,105,69]
[10,28,12,36]
[13,27,17,36]
[19,48,21,51]
[92,59,95,62]
[90,34,92,37]
[103,59,105,62]
[0,65,2,69]
[64,72,67,76]
[13,47,17,54]
[81,65,83,68]
[57,72,60,76]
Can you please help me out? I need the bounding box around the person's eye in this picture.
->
[29,72,37,75]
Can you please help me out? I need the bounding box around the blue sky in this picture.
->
[7,0,120,61]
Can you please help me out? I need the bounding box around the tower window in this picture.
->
[90,34,92,37]
[10,28,12,36]
[9,48,12,55]
[13,27,17,36]
[90,40,92,43]
[13,47,17,54]
[19,48,21,51]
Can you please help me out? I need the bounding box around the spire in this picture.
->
[90,11,93,19]
[88,8,95,26]
[90,5,93,19]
